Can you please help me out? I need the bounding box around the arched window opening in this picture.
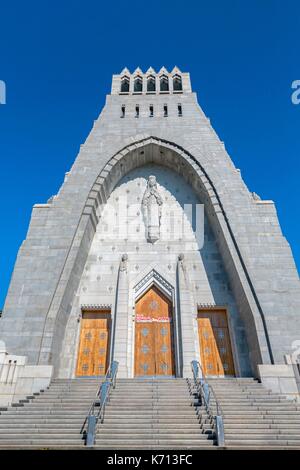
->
[147,76,156,92]
[160,75,169,92]
[164,104,168,117]
[134,76,143,93]
[120,76,130,93]
[173,75,182,92]
[120,105,125,118]
[149,105,154,117]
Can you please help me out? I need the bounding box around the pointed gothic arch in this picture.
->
[134,268,174,301]
[45,136,273,377]
[173,74,182,91]
[160,74,169,92]
[147,75,156,92]
[120,75,130,93]
[133,76,143,93]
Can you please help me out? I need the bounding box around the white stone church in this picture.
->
[0,67,300,449]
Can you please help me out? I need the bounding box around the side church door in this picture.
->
[76,311,111,377]
[197,310,235,376]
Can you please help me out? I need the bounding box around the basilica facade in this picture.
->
[1,68,300,401]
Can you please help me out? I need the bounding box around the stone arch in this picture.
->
[134,268,174,302]
[45,136,273,376]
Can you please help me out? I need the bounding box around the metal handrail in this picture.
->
[80,360,118,446]
[191,360,225,446]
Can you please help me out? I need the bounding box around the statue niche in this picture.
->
[142,175,163,243]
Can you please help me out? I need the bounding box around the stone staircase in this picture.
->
[0,378,99,448]
[94,378,215,449]
[0,377,214,449]
[208,378,300,449]
[0,376,300,449]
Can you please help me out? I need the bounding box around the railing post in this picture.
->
[86,415,97,447]
[191,360,198,381]
[215,415,225,446]
[111,361,118,388]
[203,382,210,407]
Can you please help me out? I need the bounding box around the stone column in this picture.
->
[112,254,130,378]
[177,254,197,377]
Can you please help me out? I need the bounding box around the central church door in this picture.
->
[134,286,175,377]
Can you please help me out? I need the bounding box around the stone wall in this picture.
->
[0,341,53,406]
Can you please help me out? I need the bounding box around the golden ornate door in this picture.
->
[197,310,235,376]
[134,286,175,376]
[76,311,111,377]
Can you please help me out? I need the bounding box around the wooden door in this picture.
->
[76,311,110,377]
[197,310,235,376]
[134,286,175,377]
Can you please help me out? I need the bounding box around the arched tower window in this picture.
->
[147,75,156,92]
[134,76,143,93]
[173,74,182,91]
[160,75,169,92]
[120,76,130,93]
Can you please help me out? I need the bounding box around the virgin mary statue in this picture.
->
[142,175,163,243]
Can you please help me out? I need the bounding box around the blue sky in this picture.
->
[0,0,299,307]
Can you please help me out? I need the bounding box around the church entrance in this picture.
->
[76,310,111,377]
[197,309,235,377]
[134,286,175,377]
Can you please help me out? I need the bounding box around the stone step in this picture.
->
[0,425,83,430]
[102,417,208,424]
[93,444,216,449]
[0,434,84,440]
[97,424,205,430]
[209,387,269,391]
[0,420,84,425]
[0,412,88,417]
[221,411,300,416]
[108,398,193,403]
[18,402,95,407]
[116,379,188,382]
[107,402,195,408]
[114,391,190,394]
[211,397,288,401]
[225,423,300,429]
[0,440,85,446]
[95,430,213,436]
[223,419,300,424]
[93,438,213,445]
[224,429,300,435]
[2,429,81,435]
[225,439,300,446]
[115,383,189,387]
[104,411,197,417]
[96,432,212,439]
[0,443,216,449]
[113,389,189,393]
[218,406,300,411]
[225,431,300,443]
